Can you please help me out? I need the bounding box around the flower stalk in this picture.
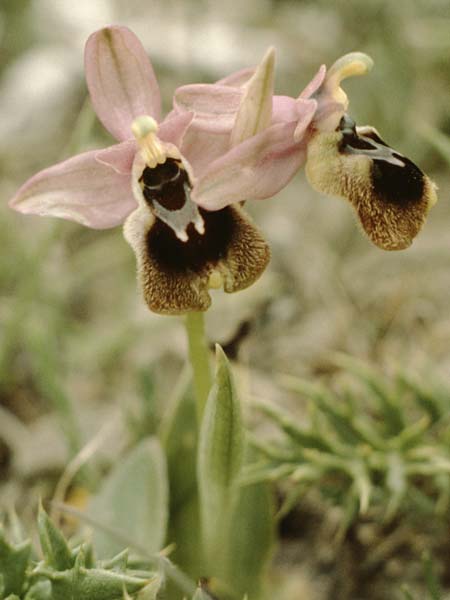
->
[185,312,212,424]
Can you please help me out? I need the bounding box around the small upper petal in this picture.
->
[9,147,136,228]
[299,64,326,99]
[230,47,275,147]
[85,26,161,141]
[293,98,318,142]
[193,121,305,211]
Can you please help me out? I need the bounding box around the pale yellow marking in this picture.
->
[208,271,223,289]
[132,115,166,168]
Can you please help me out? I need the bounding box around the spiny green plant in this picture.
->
[244,354,450,532]
[0,506,222,600]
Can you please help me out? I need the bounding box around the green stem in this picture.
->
[185,312,212,424]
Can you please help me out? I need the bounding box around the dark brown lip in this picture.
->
[146,206,235,275]
[371,155,425,207]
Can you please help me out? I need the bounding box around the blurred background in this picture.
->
[1,1,450,598]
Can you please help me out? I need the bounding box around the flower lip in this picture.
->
[124,203,270,314]
[305,113,437,250]
[147,207,236,274]
[371,151,425,208]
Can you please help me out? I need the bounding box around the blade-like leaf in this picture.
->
[224,475,274,599]
[197,345,245,568]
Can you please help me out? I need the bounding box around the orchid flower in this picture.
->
[9,26,278,315]
[175,52,437,251]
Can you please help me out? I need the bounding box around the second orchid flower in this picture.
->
[176,52,437,251]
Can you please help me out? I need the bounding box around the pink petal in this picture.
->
[173,84,242,132]
[293,98,318,141]
[216,66,255,87]
[299,64,326,99]
[85,26,161,142]
[193,122,305,211]
[180,123,231,178]
[272,95,300,123]
[96,139,136,173]
[9,148,135,228]
[159,111,194,147]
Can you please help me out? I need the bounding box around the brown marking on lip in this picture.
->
[137,205,270,314]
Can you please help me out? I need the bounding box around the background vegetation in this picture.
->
[1,1,450,599]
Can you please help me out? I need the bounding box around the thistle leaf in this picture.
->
[23,580,52,600]
[0,527,31,596]
[135,574,164,599]
[192,586,212,600]
[38,506,73,571]
[37,564,152,600]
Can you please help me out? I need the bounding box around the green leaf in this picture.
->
[254,400,333,452]
[280,376,372,452]
[38,505,73,571]
[224,476,274,600]
[89,437,168,558]
[192,587,212,600]
[197,345,245,569]
[0,526,31,596]
[400,584,416,600]
[162,378,198,512]
[36,562,152,600]
[192,586,212,600]
[423,552,442,600]
[136,574,164,599]
[331,354,405,435]
[385,452,407,521]
[100,549,129,572]
[23,581,52,600]
[397,372,446,423]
